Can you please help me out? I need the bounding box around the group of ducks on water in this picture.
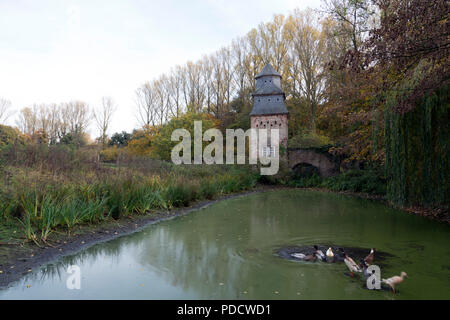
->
[291,246,408,294]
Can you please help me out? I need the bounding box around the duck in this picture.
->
[314,245,326,262]
[291,253,306,260]
[360,259,371,279]
[302,253,317,262]
[340,248,362,277]
[291,252,317,262]
[382,272,408,294]
[326,247,334,262]
[334,247,346,262]
[364,248,376,265]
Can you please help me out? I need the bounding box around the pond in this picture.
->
[1,190,449,299]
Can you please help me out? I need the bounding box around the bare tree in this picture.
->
[231,37,249,97]
[286,9,326,132]
[321,0,375,52]
[136,82,157,127]
[46,103,60,144]
[37,104,50,135]
[16,105,38,135]
[93,96,117,145]
[0,98,15,124]
[167,66,183,118]
[201,56,214,114]
[63,101,90,135]
[153,76,169,125]
[128,6,357,128]
[220,46,235,111]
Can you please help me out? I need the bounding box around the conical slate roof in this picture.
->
[250,64,288,116]
[252,81,284,95]
[255,63,281,79]
[249,98,288,116]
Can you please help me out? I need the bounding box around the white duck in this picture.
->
[326,247,334,262]
[382,272,408,294]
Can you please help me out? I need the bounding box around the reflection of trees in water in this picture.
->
[11,191,401,297]
[15,262,67,286]
[133,195,303,298]
[130,191,386,298]
[18,237,134,287]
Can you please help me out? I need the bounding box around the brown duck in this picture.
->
[302,253,317,262]
[364,248,376,265]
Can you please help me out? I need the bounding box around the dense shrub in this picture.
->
[288,131,333,149]
[100,146,121,162]
[288,169,386,195]
[324,170,386,195]
[0,125,28,148]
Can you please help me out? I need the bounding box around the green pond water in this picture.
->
[1,190,449,299]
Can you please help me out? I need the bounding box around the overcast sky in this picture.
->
[0,0,321,137]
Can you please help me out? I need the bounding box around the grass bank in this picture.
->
[0,144,258,250]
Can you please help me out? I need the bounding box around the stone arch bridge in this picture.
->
[288,148,339,177]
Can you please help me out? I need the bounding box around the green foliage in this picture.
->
[288,174,323,188]
[385,85,449,207]
[199,180,219,200]
[288,131,333,148]
[225,88,253,131]
[286,97,311,136]
[100,146,121,162]
[59,132,89,147]
[163,184,198,207]
[153,112,217,161]
[287,169,386,195]
[0,125,28,148]
[323,170,386,195]
[109,131,132,147]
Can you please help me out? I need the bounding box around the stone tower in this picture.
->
[250,64,288,159]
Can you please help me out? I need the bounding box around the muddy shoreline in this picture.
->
[0,185,447,289]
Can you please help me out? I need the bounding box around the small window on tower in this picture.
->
[268,98,271,101]
[274,120,277,124]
